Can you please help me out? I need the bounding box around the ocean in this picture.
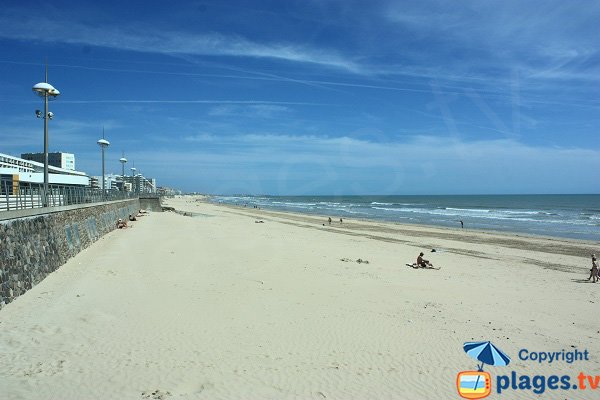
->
[209,194,600,241]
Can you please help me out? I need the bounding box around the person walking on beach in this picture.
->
[588,255,598,283]
[460,220,464,228]
[328,217,332,225]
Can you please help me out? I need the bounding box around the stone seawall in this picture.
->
[0,199,140,309]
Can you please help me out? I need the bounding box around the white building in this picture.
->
[91,174,122,191]
[0,152,89,187]
[121,174,157,193]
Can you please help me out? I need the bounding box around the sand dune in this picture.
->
[1,196,598,399]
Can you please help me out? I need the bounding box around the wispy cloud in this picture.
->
[208,104,290,118]
[384,0,600,82]
[55,100,321,106]
[0,11,362,73]
[0,116,124,152]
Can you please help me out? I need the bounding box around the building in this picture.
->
[89,176,99,189]
[121,174,157,193]
[21,152,76,171]
[91,174,122,191]
[157,186,180,196]
[1,152,89,191]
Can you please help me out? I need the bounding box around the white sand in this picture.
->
[1,196,599,399]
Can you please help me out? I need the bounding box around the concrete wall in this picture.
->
[139,196,164,212]
[0,199,140,309]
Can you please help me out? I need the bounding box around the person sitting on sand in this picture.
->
[588,255,598,283]
[128,214,137,222]
[417,252,433,268]
[116,219,128,229]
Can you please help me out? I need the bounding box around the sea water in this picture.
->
[210,194,600,241]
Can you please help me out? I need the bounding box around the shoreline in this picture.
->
[204,194,600,243]
[195,197,597,260]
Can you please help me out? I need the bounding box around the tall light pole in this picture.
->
[119,152,127,191]
[130,163,137,193]
[97,128,110,197]
[32,64,60,207]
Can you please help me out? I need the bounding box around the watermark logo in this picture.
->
[456,342,598,397]
[456,370,492,399]
[457,341,511,399]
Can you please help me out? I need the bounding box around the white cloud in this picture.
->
[131,133,600,194]
[0,12,362,73]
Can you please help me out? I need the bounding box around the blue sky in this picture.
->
[0,0,598,195]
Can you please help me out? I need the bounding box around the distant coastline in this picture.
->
[209,194,600,242]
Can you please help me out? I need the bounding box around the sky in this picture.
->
[0,0,598,195]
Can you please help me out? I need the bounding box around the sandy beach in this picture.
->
[1,196,599,399]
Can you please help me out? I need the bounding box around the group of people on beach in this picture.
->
[326,217,343,225]
[318,215,597,279]
[410,252,598,278]
[411,252,598,278]
[116,209,149,229]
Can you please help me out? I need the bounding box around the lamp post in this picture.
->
[130,165,137,193]
[97,133,110,197]
[119,152,127,191]
[32,66,60,207]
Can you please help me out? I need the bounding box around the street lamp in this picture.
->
[32,66,60,207]
[130,164,137,193]
[119,152,127,191]
[97,132,110,196]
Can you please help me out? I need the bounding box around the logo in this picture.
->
[457,371,492,399]
[457,341,511,399]
[456,342,599,397]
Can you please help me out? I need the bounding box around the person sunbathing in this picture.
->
[417,252,434,268]
[116,219,129,229]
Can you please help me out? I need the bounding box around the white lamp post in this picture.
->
[32,67,60,207]
[97,134,110,196]
[130,165,137,193]
[119,152,127,191]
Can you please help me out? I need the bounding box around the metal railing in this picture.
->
[0,181,137,211]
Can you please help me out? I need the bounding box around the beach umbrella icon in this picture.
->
[462,341,510,396]
[463,341,511,371]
